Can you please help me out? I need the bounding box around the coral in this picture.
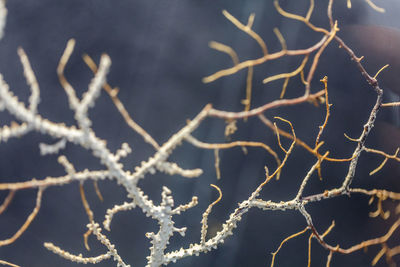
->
[0,0,400,266]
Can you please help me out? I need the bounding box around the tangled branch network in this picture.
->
[1,0,400,266]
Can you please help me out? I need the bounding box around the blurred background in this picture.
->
[0,0,400,266]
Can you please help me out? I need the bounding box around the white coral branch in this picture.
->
[17,47,40,114]
[44,242,112,264]
[39,138,67,155]
[0,0,7,40]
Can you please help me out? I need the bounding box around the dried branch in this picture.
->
[0,187,44,246]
